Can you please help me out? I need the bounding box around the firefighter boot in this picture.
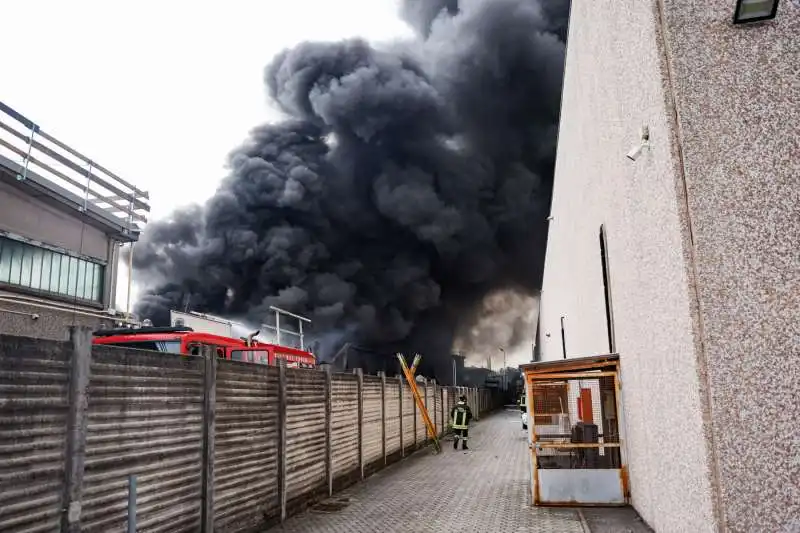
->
[462,440,469,451]
[453,435,459,450]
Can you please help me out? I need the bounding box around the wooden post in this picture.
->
[379,371,387,465]
[200,346,217,533]
[398,376,404,457]
[278,361,287,522]
[355,368,364,480]
[61,326,92,533]
[324,365,333,497]
[396,355,441,453]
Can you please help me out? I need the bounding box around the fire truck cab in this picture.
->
[92,325,316,368]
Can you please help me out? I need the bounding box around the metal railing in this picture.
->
[0,101,150,235]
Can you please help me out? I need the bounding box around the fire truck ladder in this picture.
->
[397,353,441,453]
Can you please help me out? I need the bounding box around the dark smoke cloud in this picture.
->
[133,0,569,366]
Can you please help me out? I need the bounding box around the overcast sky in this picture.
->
[1,1,411,216]
[0,0,413,311]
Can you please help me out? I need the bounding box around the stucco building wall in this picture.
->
[539,1,798,531]
[659,2,800,531]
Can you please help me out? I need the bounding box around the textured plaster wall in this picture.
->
[660,1,800,531]
[0,296,115,340]
[539,1,717,530]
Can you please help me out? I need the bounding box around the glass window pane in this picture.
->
[59,255,71,295]
[0,239,11,283]
[76,260,87,300]
[9,241,23,285]
[30,248,45,290]
[83,261,94,300]
[93,264,104,302]
[19,245,33,287]
[50,254,62,294]
[39,251,52,292]
[69,257,81,297]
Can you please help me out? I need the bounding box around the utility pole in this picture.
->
[498,347,506,391]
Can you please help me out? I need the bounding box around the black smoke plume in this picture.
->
[133,0,570,371]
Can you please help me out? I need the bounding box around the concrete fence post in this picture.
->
[379,371,387,465]
[278,361,287,522]
[432,381,438,436]
[200,346,217,533]
[398,376,404,457]
[473,388,479,421]
[420,379,426,443]
[61,326,92,533]
[324,365,333,497]
[412,380,418,449]
[441,388,446,434]
[355,368,364,480]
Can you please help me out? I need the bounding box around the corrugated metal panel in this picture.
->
[416,384,427,443]
[285,368,326,503]
[214,361,278,531]
[402,384,415,448]
[330,375,358,478]
[0,335,69,533]
[362,377,382,465]
[81,347,204,533]
[384,380,401,455]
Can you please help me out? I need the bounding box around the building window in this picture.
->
[0,236,104,303]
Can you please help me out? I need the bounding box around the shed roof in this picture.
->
[519,353,619,374]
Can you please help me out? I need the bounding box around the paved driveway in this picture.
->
[267,408,584,533]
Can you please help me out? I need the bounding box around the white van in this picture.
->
[519,394,528,430]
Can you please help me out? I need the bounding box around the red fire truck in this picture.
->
[92,325,316,368]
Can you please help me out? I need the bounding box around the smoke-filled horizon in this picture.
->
[132,0,570,366]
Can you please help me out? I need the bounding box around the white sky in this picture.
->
[0,0,413,311]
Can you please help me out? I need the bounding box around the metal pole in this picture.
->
[126,243,134,318]
[18,127,36,181]
[83,162,93,212]
[299,320,304,350]
[127,474,137,533]
[275,310,281,346]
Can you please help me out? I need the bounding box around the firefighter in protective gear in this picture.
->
[450,395,473,450]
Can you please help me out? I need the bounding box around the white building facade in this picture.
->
[538,1,799,531]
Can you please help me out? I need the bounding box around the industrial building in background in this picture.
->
[0,102,149,339]
[536,2,797,533]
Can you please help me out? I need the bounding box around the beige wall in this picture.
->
[0,180,110,262]
[540,1,716,530]
[541,1,799,531]
[659,1,800,531]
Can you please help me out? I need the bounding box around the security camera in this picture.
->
[626,143,646,161]
[31,313,40,321]
[626,125,650,161]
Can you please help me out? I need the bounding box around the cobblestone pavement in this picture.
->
[267,408,584,533]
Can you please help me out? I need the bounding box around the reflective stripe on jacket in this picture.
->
[451,402,472,430]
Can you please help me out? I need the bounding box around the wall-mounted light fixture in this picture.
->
[733,0,779,24]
